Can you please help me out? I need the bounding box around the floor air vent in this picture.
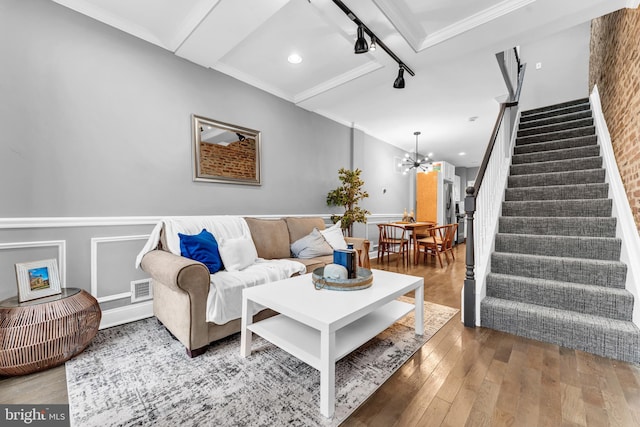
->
[131,279,153,303]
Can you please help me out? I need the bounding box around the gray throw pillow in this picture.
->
[290,228,333,259]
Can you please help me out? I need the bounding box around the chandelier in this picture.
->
[400,131,432,174]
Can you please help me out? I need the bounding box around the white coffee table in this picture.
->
[240,269,424,418]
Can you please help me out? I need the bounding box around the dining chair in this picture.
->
[377,223,410,267]
[441,223,458,263]
[414,225,449,267]
[410,224,434,264]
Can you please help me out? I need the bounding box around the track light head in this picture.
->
[393,66,405,89]
[333,1,415,87]
[354,25,368,54]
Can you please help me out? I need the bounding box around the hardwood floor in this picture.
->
[344,244,640,427]
[2,243,639,426]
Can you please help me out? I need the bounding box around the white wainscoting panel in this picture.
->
[91,235,150,303]
[3,213,401,328]
[0,240,67,286]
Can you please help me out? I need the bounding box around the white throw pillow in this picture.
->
[320,220,348,250]
[291,228,334,259]
[218,236,258,272]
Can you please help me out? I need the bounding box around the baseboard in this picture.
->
[591,85,640,327]
[99,301,154,330]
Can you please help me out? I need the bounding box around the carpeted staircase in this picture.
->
[480,98,640,364]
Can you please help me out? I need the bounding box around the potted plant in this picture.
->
[326,168,370,237]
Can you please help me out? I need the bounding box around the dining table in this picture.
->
[391,221,436,265]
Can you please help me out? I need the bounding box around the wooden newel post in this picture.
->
[463,186,476,327]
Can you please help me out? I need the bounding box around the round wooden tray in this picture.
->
[312,267,373,291]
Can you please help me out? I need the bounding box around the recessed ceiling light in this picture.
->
[468,116,478,122]
[459,152,466,156]
[428,152,434,157]
[287,53,302,64]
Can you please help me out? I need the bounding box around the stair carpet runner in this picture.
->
[480,98,640,364]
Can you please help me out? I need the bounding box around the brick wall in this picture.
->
[200,138,257,180]
[590,7,640,230]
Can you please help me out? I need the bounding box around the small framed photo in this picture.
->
[15,259,62,302]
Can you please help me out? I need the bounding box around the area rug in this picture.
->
[66,299,458,427]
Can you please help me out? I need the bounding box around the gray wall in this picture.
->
[0,0,409,314]
[0,0,355,217]
[355,131,413,214]
[352,130,413,241]
[518,22,591,111]
[455,167,480,199]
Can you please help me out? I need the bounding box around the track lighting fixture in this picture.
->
[332,0,415,88]
[354,25,368,54]
[393,66,405,89]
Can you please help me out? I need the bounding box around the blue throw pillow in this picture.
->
[178,229,223,274]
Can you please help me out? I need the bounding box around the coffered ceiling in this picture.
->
[51,0,632,167]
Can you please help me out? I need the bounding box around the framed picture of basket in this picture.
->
[15,259,62,302]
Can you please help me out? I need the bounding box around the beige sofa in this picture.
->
[140,216,370,357]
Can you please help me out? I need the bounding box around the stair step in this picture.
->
[508,168,605,187]
[513,135,598,155]
[512,145,601,165]
[510,156,602,176]
[502,199,612,217]
[516,126,595,145]
[481,97,636,365]
[518,110,593,130]
[498,216,617,237]
[495,233,621,260]
[486,273,633,321]
[505,183,609,201]
[521,104,592,122]
[480,297,640,363]
[517,117,594,137]
[491,252,627,288]
[521,99,590,120]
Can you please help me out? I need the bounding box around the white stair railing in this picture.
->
[462,48,526,326]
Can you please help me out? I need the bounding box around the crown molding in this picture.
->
[211,62,295,103]
[374,0,537,52]
[373,0,426,52]
[215,58,379,110]
[420,0,537,50]
[52,0,167,48]
[293,61,383,104]
[166,0,222,52]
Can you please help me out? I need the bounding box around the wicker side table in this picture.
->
[0,288,101,376]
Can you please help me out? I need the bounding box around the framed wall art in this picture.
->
[192,114,261,185]
[15,259,62,302]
